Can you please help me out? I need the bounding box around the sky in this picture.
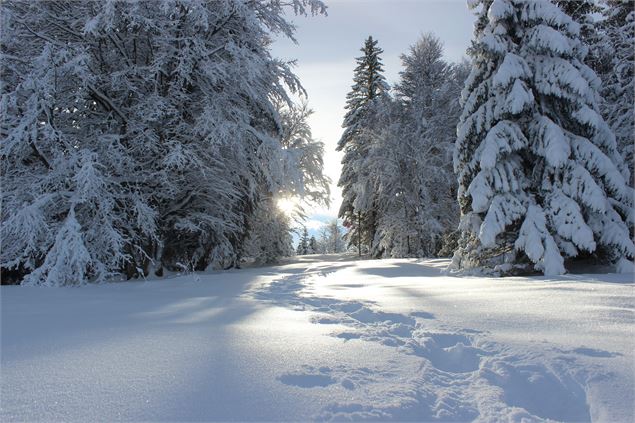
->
[271,0,476,234]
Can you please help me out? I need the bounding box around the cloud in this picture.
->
[304,219,327,230]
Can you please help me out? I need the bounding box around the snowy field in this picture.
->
[2,254,634,422]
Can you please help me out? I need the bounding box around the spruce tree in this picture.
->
[555,0,605,71]
[600,0,634,186]
[451,0,634,276]
[297,226,310,255]
[337,36,389,257]
[372,34,466,258]
[308,236,318,254]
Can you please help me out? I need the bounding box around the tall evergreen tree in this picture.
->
[555,0,605,71]
[372,34,467,258]
[297,226,310,255]
[337,36,389,257]
[308,235,318,254]
[318,220,346,254]
[451,0,634,276]
[599,0,634,186]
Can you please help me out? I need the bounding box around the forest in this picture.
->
[2,1,635,422]
[1,0,633,285]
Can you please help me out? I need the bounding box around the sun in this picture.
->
[277,197,297,216]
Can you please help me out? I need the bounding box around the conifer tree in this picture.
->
[600,0,634,186]
[318,220,346,254]
[372,34,466,258]
[555,0,605,71]
[297,226,310,255]
[308,236,318,254]
[451,0,634,275]
[337,36,389,257]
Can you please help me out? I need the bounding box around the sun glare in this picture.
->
[277,197,297,216]
[276,197,298,216]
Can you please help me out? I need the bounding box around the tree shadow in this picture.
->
[358,262,444,278]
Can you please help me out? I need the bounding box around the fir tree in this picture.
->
[451,0,634,276]
[297,226,310,255]
[337,36,389,257]
[372,34,467,258]
[555,0,605,72]
[308,236,318,254]
[318,220,346,254]
[599,0,634,186]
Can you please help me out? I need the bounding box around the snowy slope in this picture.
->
[2,254,633,422]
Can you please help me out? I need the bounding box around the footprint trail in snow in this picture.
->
[250,261,620,422]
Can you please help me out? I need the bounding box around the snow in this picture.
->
[504,79,534,114]
[532,116,569,168]
[478,121,527,170]
[2,254,634,422]
[492,54,530,90]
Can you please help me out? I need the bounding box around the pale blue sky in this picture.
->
[272,0,476,230]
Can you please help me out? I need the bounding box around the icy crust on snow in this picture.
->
[2,256,634,422]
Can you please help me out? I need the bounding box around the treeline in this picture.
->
[338,34,468,259]
[339,0,634,275]
[296,221,346,255]
[0,0,329,285]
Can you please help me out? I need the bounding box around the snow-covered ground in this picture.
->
[2,254,633,422]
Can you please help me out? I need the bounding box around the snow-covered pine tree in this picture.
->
[308,235,318,254]
[1,0,327,285]
[555,0,605,72]
[297,226,310,255]
[337,36,390,257]
[600,0,634,186]
[373,34,467,258]
[318,220,346,254]
[451,0,634,276]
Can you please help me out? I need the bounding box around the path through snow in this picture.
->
[2,255,633,422]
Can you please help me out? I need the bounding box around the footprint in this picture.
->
[410,311,435,320]
[278,373,336,388]
[312,316,342,325]
[572,347,621,358]
[278,366,337,388]
[424,333,471,349]
[410,333,483,373]
[336,332,361,340]
[349,307,416,326]
[481,361,591,422]
[341,379,356,390]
